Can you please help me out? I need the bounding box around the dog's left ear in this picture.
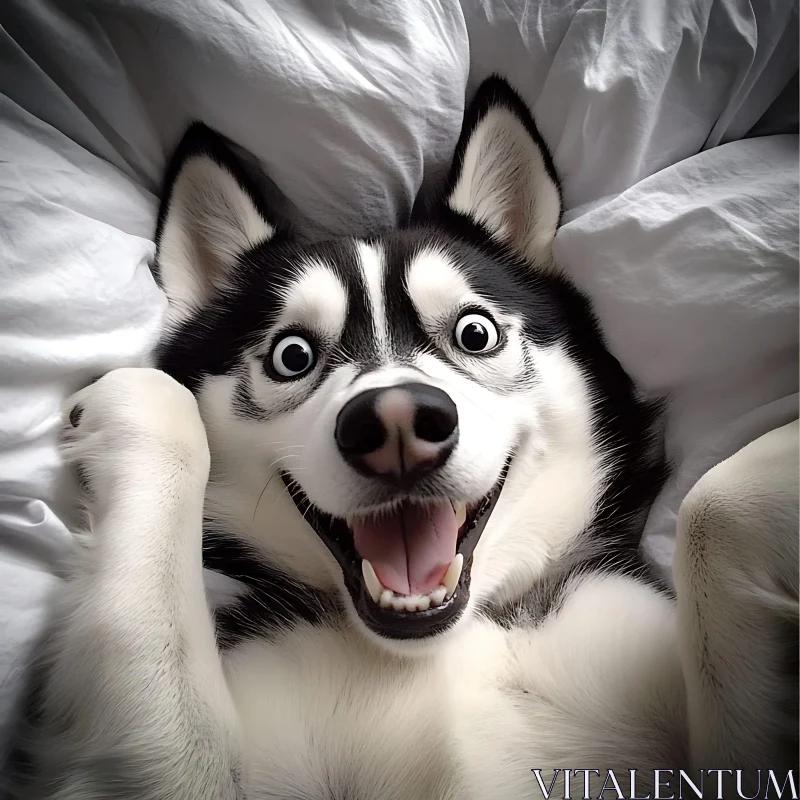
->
[445,77,562,268]
[153,123,279,328]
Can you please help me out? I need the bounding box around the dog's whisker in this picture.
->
[252,474,275,523]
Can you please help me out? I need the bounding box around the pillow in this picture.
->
[0,95,164,747]
[556,134,799,565]
[463,0,799,207]
[0,0,469,238]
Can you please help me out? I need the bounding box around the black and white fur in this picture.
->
[5,77,796,799]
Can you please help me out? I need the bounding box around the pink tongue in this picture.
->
[352,502,458,596]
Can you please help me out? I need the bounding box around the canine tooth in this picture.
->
[442,553,463,599]
[453,501,467,529]
[362,560,382,604]
[429,586,447,607]
[379,590,394,608]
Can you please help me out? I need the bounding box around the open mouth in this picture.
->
[280,466,508,640]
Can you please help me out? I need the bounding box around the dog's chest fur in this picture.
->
[217,573,684,799]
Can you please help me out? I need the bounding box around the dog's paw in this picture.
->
[61,368,210,501]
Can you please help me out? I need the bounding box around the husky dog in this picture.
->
[7,77,796,800]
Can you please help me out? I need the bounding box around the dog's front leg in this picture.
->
[30,368,243,800]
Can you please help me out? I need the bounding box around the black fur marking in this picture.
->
[1,655,46,787]
[232,377,268,420]
[68,404,83,427]
[479,543,671,631]
[378,237,431,357]
[333,242,381,366]
[202,527,339,649]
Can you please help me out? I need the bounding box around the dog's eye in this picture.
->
[271,335,315,378]
[454,314,499,354]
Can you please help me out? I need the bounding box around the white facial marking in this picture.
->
[356,240,390,357]
[346,366,437,396]
[405,247,475,326]
[276,261,348,340]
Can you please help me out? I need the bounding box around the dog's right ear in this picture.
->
[443,76,562,269]
[153,123,278,328]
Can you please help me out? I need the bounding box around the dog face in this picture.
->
[153,79,629,650]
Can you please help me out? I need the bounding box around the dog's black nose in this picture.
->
[335,383,458,481]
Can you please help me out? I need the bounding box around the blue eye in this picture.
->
[455,314,499,353]
[271,335,315,377]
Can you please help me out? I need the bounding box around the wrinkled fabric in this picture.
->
[463,0,798,207]
[556,135,799,566]
[0,0,797,752]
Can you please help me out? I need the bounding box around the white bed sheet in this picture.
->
[0,0,797,755]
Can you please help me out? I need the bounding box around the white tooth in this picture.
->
[429,586,447,607]
[391,595,408,613]
[453,501,467,529]
[374,588,439,613]
[379,590,394,608]
[403,595,423,612]
[362,560,382,604]
[443,553,464,599]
